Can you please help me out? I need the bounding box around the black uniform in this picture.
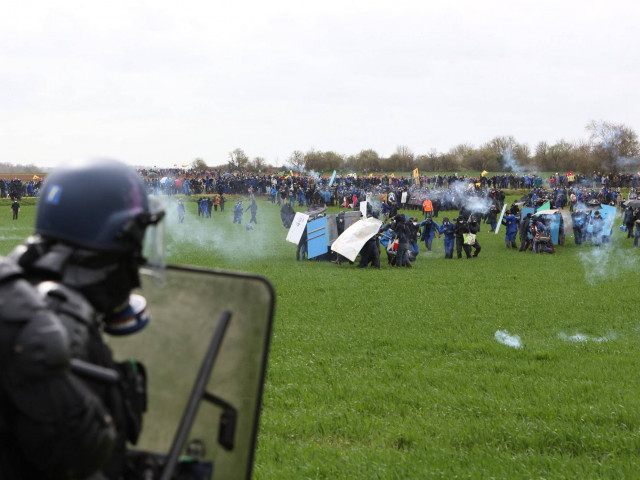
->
[11,201,19,220]
[0,256,126,479]
[356,235,380,268]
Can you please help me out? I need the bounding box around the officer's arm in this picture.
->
[0,276,116,479]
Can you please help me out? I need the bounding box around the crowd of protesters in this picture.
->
[0,178,42,200]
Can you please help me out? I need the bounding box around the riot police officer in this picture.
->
[0,159,164,479]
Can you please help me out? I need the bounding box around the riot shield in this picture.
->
[106,265,275,480]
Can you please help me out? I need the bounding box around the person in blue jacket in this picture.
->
[419,216,441,251]
[438,217,456,259]
[501,210,519,249]
[233,200,243,223]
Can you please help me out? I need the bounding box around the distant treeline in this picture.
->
[203,120,640,175]
[0,162,45,174]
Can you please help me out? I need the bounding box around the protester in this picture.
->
[501,210,519,249]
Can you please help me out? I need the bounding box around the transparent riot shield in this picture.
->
[106,265,275,480]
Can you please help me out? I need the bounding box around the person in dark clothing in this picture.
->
[454,216,469,259]
[519,213,533,251]
[466,216,482,257]
[246,199,258,224]
[392,214,412,267]
[296,228,308,261]
[623,207,635,238]
[389,201,398,219]
[591,210,605,246]
[0,159,164,480]
[439,217,455,259]
[356,235,380,268]
[486,204,498,232]
[571,211,587,245]
[11,200,19,220]
[532,219,554,253]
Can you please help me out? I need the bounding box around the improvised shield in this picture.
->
[307,216,329,259]
[285,212,309,244]
[331,217,383,262]
[343,211,361,230]
[326,215,339,245]
[107,265,275,480]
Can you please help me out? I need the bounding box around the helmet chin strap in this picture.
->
[103,294,150,336]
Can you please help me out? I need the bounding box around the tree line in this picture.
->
[195,120,639,175]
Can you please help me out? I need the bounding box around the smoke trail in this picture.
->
[558,331,616,343]
[494,330,523,349]
[578,235,638,285]
[500,147,525,173]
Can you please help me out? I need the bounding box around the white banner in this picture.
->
[360,201,368,218]
[286,212,310,244]
[495,204,508,234]
[331,217,383,262]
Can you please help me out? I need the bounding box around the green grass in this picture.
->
[2,195,639,479]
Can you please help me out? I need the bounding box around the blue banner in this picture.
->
[329,170,337,187]
[596,204,616,237]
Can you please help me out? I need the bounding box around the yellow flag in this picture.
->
[481,170,488,177]
[413,168,419,178]
[391,173,395,178]
[181,164,189,168]
[369,173,373,178]
[33,175,40,180]
[290,170,294,176]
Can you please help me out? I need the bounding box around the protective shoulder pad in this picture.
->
[36,281,95,326]
[0,256,23,284]
[0,273,47,323]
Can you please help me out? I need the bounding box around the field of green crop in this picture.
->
[1,195,639,479]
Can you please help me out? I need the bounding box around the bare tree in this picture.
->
[251,156,267,172]
[288,150,306,172]
[228,148,249,170]
[191,158,207,170]
[587,120,640,172]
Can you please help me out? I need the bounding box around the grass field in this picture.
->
[1,195,639,479]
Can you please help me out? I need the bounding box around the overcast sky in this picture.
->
[1,0,638,169]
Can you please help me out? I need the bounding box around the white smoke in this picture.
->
[578,236,638,285]
[494,330,523,349]
[558,331,616,343]
[156,196,279,263]
[465,196,492,214]
[448,180,492,213]
[500,147,525,173]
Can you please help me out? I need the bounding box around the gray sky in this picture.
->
[1,0,638,169]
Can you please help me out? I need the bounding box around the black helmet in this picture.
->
[36,158,163,253]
